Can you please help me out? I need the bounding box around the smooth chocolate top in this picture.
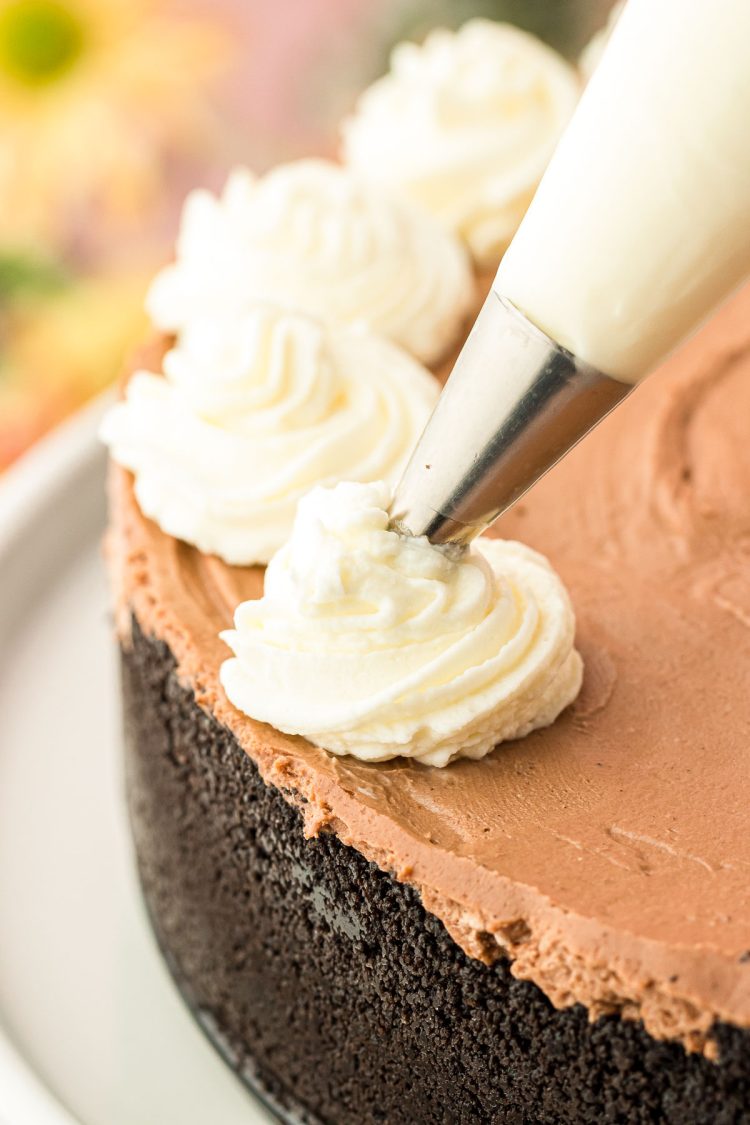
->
[109,287,750,1055]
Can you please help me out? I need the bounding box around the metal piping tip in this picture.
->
[389,290,631,549]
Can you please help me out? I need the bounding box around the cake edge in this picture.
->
[105,455,750,1056]
[122,617,750,1121]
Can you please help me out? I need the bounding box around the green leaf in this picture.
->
[0,252,69,304]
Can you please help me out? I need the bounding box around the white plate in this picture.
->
[0,399,272,1125]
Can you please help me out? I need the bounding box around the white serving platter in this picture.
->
[0,398,271,1125]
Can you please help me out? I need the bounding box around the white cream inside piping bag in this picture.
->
[496,0,750,383]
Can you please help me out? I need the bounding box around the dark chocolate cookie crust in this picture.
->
[121,618,750,1125]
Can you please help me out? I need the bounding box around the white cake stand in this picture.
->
[0,399,272,1125]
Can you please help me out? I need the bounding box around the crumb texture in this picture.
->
[122,621,750,1125]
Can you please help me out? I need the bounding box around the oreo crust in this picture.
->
[121,617,750,1124]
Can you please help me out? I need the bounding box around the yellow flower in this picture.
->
[0,0,229,248]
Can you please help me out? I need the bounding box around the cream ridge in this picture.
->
[146,159,473,366]
[342,20,579,267]
[221,480,582,767]
[100,308,439,566]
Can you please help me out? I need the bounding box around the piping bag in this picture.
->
[390,0,750,548]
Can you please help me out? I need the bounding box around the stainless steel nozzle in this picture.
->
[389,290,631,548]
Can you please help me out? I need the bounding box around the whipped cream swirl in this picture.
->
[146,159,473,366]
[342,20,579,267]
[101,310,438,565]
[221,481,582,766]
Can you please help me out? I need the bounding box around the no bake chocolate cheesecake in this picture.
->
[110,289,750,1124]
[102,12,750,1121]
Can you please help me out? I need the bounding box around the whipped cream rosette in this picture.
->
[146,159,473,366]
[101,308,438,565]
[342,20,580,267]
[221,481,582,766]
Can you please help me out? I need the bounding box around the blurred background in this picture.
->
[0,0,611,471]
